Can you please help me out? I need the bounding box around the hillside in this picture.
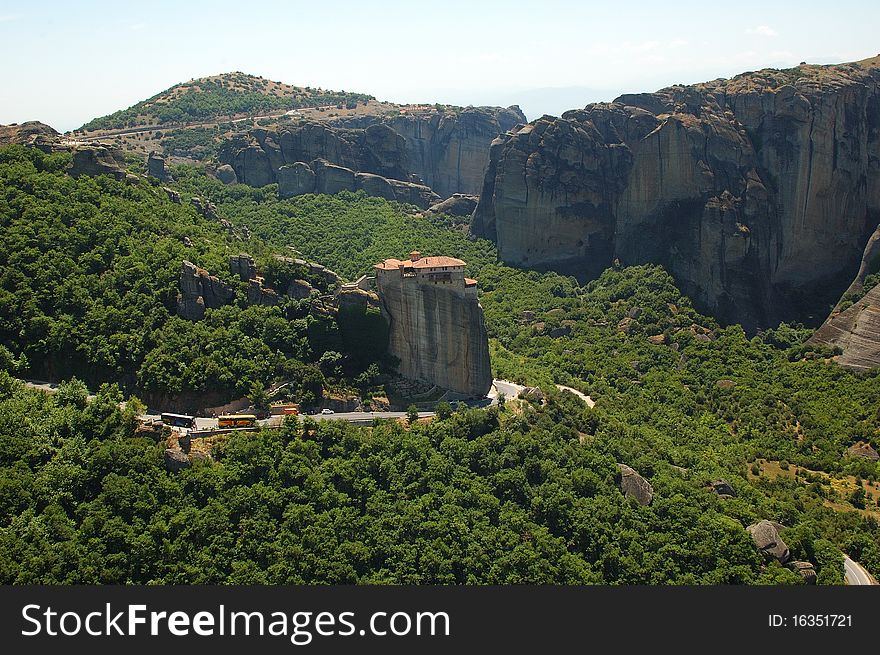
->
[76,72,375,133]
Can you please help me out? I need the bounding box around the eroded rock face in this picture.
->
[426,194,479,217]
[788,561,817,585]
[219,106,525,200]
[473,58,880,331]
[278,162,316,198]
[616,463,654,505]
[747,520,791,564]
[147,152,169,181]
[176,261,234,321]
[808,285,880,370]
[375,255,492,397]
[808,223,880,369]
[215,164,238,185]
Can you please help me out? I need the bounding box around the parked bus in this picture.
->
[160,413,196,429]
[218,414,258,428]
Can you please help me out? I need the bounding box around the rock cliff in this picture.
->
[176,261,235,320]
[473,57,880,330]
[1,121,128,180]
[219,105,525,201]
[807,222,880,369]
[374,253,492,397]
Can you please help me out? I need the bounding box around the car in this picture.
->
[321,408,335,415]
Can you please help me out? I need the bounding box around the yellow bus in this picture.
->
[217,414,257,428]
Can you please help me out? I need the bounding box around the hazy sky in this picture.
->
[2,0,878,131]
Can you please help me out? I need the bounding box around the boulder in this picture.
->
[68,144,127,179]
[147,152,169,181]
[747,520,791,564]
[355,172,397,200]
[617,463,654,505]
[426,194,479,217]
[215,164,238,185]
[164,448,191,472]
[247,279,279,306]
[230,253,257,281]
[312,158,357,195]
[788,560,817,585]
[707,479,737,498]
[278,162,316,198]
[287,279,315,299]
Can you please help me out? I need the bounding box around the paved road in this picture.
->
[844,555,877,585]
[555,384,596,408]
[490,379,596,408]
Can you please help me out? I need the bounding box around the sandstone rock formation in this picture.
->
[808,223,880,369]
[215,164,238,185]
[426,194,480,217]
[2,121,128,180]
[0,120,60,145]
[747,520,790,564]
[373,252,492,397]
[164,448,191,472]
[218,106,525,201]
[473,57,880,331]
[147,152,169,181]
[808,286,880,370]
[176,260,234,320]
[229,253,258,281]
[616,463,654,505]
[788,561,817,584]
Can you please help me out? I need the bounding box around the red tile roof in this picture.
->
[374,255,466,270]
[464,277,478,287]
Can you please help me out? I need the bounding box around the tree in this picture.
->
[406,404,419,426]
[248,381,270,413]
[435,401,452,420]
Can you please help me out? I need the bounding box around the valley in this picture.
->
[1,57,879,587]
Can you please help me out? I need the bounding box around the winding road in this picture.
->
[844,555,877,585]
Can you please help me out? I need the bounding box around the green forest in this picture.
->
[0,144,879,584]
[78,73,374,132]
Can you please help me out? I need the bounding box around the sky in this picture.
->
[1,0,879,132]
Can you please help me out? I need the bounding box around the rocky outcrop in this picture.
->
[219,106,525,200]
[747,520,790,564]
[845,441,880,460]
[147,152,169,181]
[616,463,654,505]
[807,223,880,369]
[788,561,817,584]
[273,158,440,208]
[247,278,279,306]
[473,57,880,331]
[707,479,737,498]
[0,121,60,146]
[176,261,234,320]
[374,253,492,397]
[808,285,880,370]
[164,448,191,472]
[68,144,127,179]
[215,164,238,185]
[229,253,257,281]
[2,121,128,180]
[278,162,317,197]
[371,106,526,196]
[427,194,479,217]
